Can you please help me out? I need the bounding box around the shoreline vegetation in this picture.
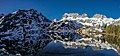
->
[76,25,120,53]
[104,25,120,53]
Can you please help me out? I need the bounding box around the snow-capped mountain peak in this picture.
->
[61,13,120,27]
[0,10,119,56]
[93,14,107,19]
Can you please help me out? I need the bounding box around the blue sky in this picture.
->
[0,0,120,20]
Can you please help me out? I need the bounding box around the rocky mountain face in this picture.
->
[113,18,120,25]
[0,10,119,56]
[0,9,52,55]
[49,20,83,30]
[45,13,119,56]
[60,13,120,35]
[48,18,83,41]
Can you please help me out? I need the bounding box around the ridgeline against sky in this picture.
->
[0,0,120,19]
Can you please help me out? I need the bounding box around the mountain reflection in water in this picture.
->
[36,31,119,56]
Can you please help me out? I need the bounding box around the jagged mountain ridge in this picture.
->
[0,9,51,32]
[61,13,120,27]
[0,9,52,55]
[0,9,119,56]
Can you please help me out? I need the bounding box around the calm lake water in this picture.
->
[36,32,119,56]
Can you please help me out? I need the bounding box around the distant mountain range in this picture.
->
[61,13,120,27]
[0,9,119,56]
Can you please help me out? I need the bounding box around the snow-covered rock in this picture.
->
[61,13,120,27]
[49,19,83,30]
[0,10,119,56]
[0,9,52,55]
